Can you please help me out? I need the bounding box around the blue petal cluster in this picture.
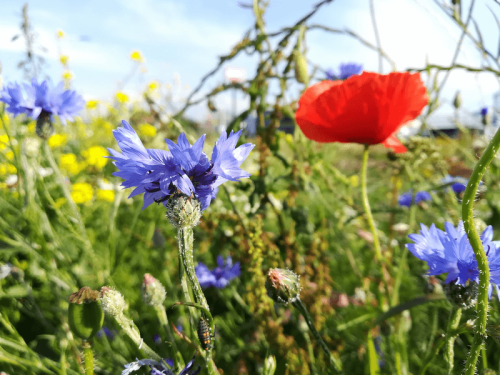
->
[0,79,84,125]
[398,190,432,207]
[108,121,254,210]
[442,175,468,194]
[122,355,199,375]
[481,107,488,117]
[325,63,363,80]
[406,222,500,298]
[96,327,116,340]
[195,255,241,289]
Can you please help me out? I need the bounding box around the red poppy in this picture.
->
[295,71,428,153]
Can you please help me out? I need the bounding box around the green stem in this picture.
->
[154,305,185,371]
[177,227,218,375]
[82,340,93,375]
[114,313,162,362]
[461,124,500,375]
[418,336,445,375]
[292,298,342,373]
[361,145,382,261]
[444,308,462,374]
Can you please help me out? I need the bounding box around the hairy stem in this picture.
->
[82,340,93,375]
[461,126,500,375]
[114,313,162,362]
[154,305,185,371]
[177,227,218,375]
[292,298,342,373]
[444,308,462,374]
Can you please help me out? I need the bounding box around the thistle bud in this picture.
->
[166,192,202,229]
[68,287,104,340]
[141,273,166,306]
[265,268,301,305]
[443,281,477,309]
[99,286,126,316]
[453,91,462,109]
[36,110,54,140]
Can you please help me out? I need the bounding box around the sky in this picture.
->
[1,0,500,123]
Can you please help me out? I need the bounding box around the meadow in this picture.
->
[2,1,500,375]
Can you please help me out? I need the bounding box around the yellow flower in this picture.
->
[0,163,16,175]
[60,153,85,175]
[350,175,359,188]
[86,100,99,110]
[97,189,115,202]
[62,70,74,81]
[27,122,36,134]
[1,114,9,126]
[138,123,156,138]
[0,182,6,190]
[285,134,293,145]
[48,134,67,148]
[71,182,93,204]
[57,29,65,38]
[148,81,159,91]
[82,146,108,171]
[53,197,67,209]
[0,134,9,150]
[60,55,69,65]
[130,50,144,63]
[115,92,129,103]
[5,151,14,161]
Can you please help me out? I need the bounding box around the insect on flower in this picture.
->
[197,316,213,351]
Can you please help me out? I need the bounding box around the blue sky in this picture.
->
[1,0,499,121]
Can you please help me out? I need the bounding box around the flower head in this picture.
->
[325,63,363,80]
[296,72,428,153]
[0,78,84,125]
[195,256,241,289]
[108,121,254,211]
[398,190,432,207]
[406,222,500,298]
[122,355,200,375]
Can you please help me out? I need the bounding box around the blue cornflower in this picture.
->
[398,190,432,207]
[407,221,500,297]
[96,327,116,340]
[195,255,241,289]
[122,355,199,375]
[442,175,468,194]
[108,121,254,210]
[0,78,84,125]
[325,63,363,80]
[481,107,488,117]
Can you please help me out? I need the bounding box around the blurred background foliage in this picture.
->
[2,0,500,374]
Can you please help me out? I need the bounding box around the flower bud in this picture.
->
[68,287,104,340]
[166,192,202,228]
[99,286,126,316]
[36,110,54,140]
[444,281,477,309]
[293,50,309,86]
[453,91,462,109]
[141,273,166,306]
[265,268,301,305]
[263,354,277,375]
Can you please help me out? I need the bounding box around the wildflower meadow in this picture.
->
[2,1,500,374]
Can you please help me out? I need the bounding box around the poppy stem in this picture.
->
[462,125,500,375]
[82,340,94,375]
[360,145,382,262]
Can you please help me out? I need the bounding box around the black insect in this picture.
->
[197,316,214,351]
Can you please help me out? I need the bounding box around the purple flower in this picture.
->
[326,63,363,80]
[481,107,488,117]
[406,221,500,297]
[0,79,84,125]
[122,355,200,375]
[398,190,432,207]
[195,255,241,289]
[108,121,254,210]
